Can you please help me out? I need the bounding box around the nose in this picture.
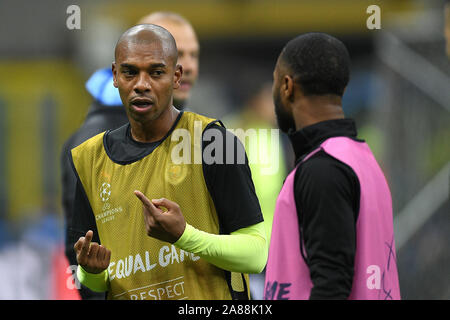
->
[180,59,191,76]
[134,72,151,94]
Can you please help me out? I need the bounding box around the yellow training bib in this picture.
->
[72,111,247,300]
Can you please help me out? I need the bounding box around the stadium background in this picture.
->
[0,0,448,299]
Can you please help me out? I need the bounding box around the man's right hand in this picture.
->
[74,230,111,274]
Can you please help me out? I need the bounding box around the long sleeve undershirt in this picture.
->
[289,119,361,300]
[77,222,267,292]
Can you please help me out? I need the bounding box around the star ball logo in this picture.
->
[100,182,111,202]
[96,182,122,224]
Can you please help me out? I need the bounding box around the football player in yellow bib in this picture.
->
[70,24,267,300]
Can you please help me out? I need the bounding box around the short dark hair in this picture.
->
[280,32,351,97]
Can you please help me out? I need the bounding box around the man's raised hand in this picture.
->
[74,230,111,274]
[134,191,186,244]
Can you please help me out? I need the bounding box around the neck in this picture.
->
[292,95,345,130]
[130,106,179,143]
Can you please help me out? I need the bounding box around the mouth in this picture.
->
[179,80,192,91]
[130,98,154,112]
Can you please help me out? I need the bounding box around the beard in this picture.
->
[274,92,296,134]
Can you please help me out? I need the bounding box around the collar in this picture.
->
[288,118,359,163]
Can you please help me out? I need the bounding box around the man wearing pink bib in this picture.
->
[265,33,400,300]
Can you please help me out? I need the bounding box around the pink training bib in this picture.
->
[265,137,400,300]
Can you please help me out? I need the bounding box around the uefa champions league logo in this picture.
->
[100,182,111,202]
[97,182,122,223]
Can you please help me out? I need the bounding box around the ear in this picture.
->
[112,62,118,88]
[173,64,183,89]
[282,75,295,102]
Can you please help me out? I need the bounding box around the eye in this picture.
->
[152,70,164,77]
[122,69,136,76]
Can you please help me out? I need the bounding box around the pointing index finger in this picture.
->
[134,190,150,205]
[134,190,161,216]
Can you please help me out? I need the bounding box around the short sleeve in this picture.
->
[202,123,264,234]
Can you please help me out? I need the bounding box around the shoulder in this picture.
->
[296,150,359,191]
[71,131,106,163]
[202,122,247,162]
[294,150,361,222]
[62,131,79,156]
[179,111,223,133]
[183,111,217,124]
[203,122,230,137]
[178,111,240,149]
[63,127,102,155]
